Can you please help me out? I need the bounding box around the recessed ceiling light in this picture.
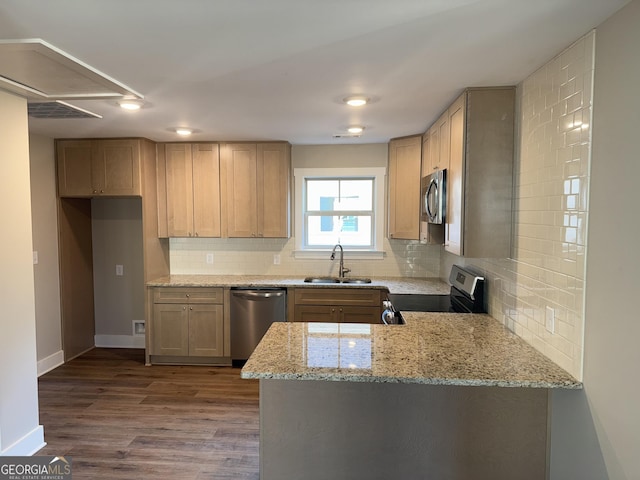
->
[343,96,369,107]
[118,99,143,111]
[175,128,193,136]
[347,126,364,134]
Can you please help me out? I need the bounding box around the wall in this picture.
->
[447,31,595,379]
[28,134,63,374]
[92,197,145,348]
[0,90,44,455]
[170,143,441,278]
[550,1,640,478]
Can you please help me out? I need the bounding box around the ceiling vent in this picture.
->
[27,101,102,119]
[0,38,142,101]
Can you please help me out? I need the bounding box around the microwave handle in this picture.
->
[426,178,438,221]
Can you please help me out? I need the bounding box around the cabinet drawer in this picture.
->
[294,288,382,307]
[153,287,223,304]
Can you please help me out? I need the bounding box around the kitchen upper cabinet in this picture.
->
[424,111,450,174]
[57,139,141,197]
[157,143,221,238]
[388,135,421,240]
[221,142,290,238]
[445,87,515,257]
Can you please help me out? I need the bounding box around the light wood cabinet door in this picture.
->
[258,143,290,238]
[445,93,466,256]
[222,142,291,238]
[421,131,431,178]
[159,143,221,238]
[388,135,421,240]
[192,144,221,237]
[223,143,258,237]
[188,304,224,357]
[57,140,95,196]
[57,139,141,197]
[164,143,195,237]
[435,111,450,172]
[94,139,141,195]
[152,304,189,356]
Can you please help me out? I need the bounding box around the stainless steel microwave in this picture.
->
[421,169,446,224]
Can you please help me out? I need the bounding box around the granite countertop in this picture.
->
[146,275,450,295]
[241,312,581,389]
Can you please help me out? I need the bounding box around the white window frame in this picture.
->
[294,167,386,259]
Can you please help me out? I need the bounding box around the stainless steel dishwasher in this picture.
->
[230,288,287,362]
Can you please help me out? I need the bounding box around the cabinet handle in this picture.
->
[188,232,192,237]
[195,232,199,237]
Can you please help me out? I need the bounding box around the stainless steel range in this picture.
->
[383,265,486,324]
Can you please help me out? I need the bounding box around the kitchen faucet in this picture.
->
[330,244,351,278]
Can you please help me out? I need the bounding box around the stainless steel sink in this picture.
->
[303,276,372,284]
[340,277,372,284]
[303,276,341,283]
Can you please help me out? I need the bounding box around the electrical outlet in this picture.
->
[206,253,214,264]
[116,264,124,276]
[273,254,281,265]
[545,306,555,334]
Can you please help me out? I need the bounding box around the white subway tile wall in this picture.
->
[462,31,595,379]
[169,237,441,278]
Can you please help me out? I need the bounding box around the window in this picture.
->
[294,167,386,256]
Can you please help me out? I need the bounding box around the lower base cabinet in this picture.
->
[149,287,228,365]
[293,288,383,324]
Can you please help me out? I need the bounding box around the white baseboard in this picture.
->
[37,350,64,377]
[1,425,45,456]
[94,334,144,349]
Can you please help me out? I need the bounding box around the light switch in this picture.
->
[273,254,281,265]
[206,253,214,264]
[33,251,38,265]
[116,264,124,276]
[545,306,555,334]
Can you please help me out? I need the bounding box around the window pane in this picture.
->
[306,179,373,212]
[307,215,372,246]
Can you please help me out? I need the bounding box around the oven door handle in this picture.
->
[425,178,439,221]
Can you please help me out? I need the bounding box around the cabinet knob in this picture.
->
[188,232,192,237]
[195,232,199,237]
[331,308,335,312]
[182,306,186,310]
[258,233,263,237]
[100,190,104,193]
[190,307,193,311]
[186,294,190,298]
[93,190,97,194]
[251,233,256,237]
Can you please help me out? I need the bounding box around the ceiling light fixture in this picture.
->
[343,96,369,107]
[175,128,193,136]
[347,126,364,134]
[118,99,143,111]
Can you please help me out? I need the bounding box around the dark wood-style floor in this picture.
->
[37,348,260,479]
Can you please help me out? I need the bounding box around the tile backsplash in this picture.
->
[458,31,595,379]
[170,237,441,278]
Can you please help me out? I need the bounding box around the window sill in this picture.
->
[293,250,385,260]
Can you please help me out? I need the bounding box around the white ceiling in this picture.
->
[0,0,629,145]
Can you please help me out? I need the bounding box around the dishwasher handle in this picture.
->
[232,290,286,299]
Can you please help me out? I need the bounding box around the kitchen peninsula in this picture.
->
[242,312,580,480]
